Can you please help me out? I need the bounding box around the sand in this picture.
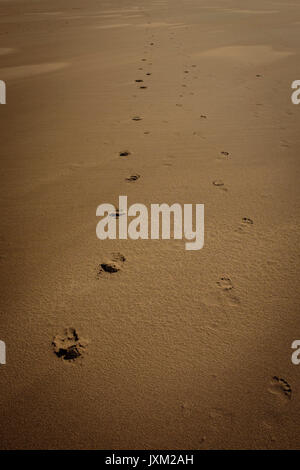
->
[0,0,300,450]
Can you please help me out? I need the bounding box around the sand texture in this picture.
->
[0,0,300,450]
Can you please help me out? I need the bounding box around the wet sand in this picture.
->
[0,0,300,449]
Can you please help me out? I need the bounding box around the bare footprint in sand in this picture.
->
[126,174,140,182]
[202,276,240,307]
[217,277,240,305]
[236,217,254,234]
[213,180,228,192]
[217,277,233,290]
[52,328,88,361]
[269,376,292,401]
[242,217,254,225]
[119,150,131,157]
[98,252,126,275]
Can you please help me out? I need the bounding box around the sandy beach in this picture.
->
[0,0,300,450]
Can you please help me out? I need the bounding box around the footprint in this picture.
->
[132,116,142,121]
[242,217,253,225]
[135,79,143,83]
[126,174,140,182]
[200,115,207,119]
[213,180,228,191]
[140,86,147,89]
[100,262,119,273]
[119,150,131,157]
[217,277,233,291]
[220,151,230,157]
[213,180,224,186]
[146,73,151,76]
[98,253,126,275]
[236,217,254,234]
[216,277,240,306]
[269,376,292,400]
[52,328,87,361]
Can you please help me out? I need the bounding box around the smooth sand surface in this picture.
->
[0,0,300,450]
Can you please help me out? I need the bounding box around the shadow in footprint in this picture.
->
[126,174,140,182]
[217,277,233,291]
[242,217,253,225]
[269,376,292,401]
[119,151,131,157]
[213,180,228,192]
[98,252,126,275]
[52,328,88,361]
